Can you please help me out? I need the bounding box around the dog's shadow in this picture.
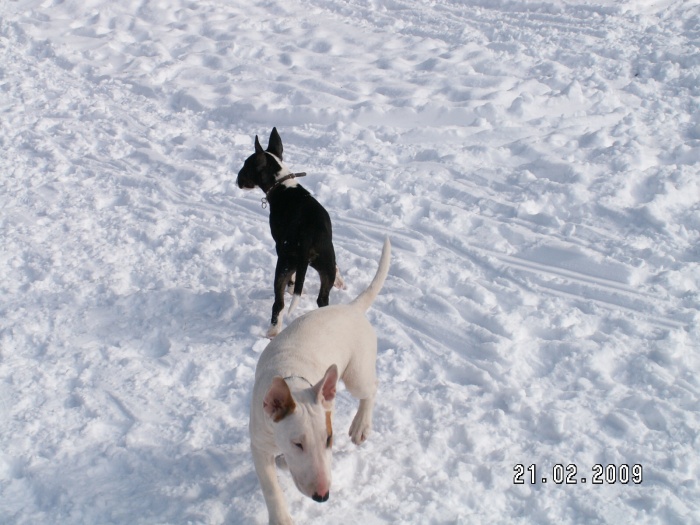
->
[35,287,268,523]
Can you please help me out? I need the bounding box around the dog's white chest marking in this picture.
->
[267,152,298,188]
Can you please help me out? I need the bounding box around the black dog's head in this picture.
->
[237,127,285,192]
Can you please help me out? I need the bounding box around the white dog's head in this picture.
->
[263,364,338,502]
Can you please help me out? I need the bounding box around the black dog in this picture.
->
[237,128,344,337]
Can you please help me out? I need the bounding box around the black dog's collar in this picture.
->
[261,172,307,208]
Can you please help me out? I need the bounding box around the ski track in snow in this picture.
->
[1,0,699,524]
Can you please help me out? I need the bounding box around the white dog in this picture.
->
[249,238,391,525]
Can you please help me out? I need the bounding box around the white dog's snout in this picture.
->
[292,460,331,502]
[312,490,329,503]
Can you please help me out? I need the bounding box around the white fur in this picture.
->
[288,293,301,316]
[267,152,298,188]
[250,238,391,525]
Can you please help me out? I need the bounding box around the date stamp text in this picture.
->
[513,464,643,485]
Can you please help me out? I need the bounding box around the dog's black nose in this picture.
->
[312,491,329,503]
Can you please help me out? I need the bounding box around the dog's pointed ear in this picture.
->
[314,365,338,410]
[263,377,296,422]
[254,135,268,169]
[267,127,283,160]
[255,135,265,155]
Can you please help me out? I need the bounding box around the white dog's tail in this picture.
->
[351,237,391,312]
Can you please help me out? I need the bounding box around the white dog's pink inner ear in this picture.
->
[322,365,338,402]
[324,382,336,402]
[314,365,339,409]
[263,378,297,422]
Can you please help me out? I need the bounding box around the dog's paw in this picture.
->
[349,416,371,445]
[266,323,282,338]
[334,266,346,290]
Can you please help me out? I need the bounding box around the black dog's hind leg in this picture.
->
[269,258,295,337]
[311,253,337,308]
[317,268,334,308]
[287,235,314,315]
[288,257,310,312]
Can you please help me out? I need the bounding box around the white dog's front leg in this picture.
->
[252,445,294,525]
[349,395,376,445]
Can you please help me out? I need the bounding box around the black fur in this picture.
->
[237,128,339,331]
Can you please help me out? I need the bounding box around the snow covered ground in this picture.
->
[1,0,699,523]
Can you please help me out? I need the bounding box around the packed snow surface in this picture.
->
[1,0,699,523]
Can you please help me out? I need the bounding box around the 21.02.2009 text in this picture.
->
[513,463,643,485]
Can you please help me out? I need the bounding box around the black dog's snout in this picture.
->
[236,171,250,189]
[312,491,329,503]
